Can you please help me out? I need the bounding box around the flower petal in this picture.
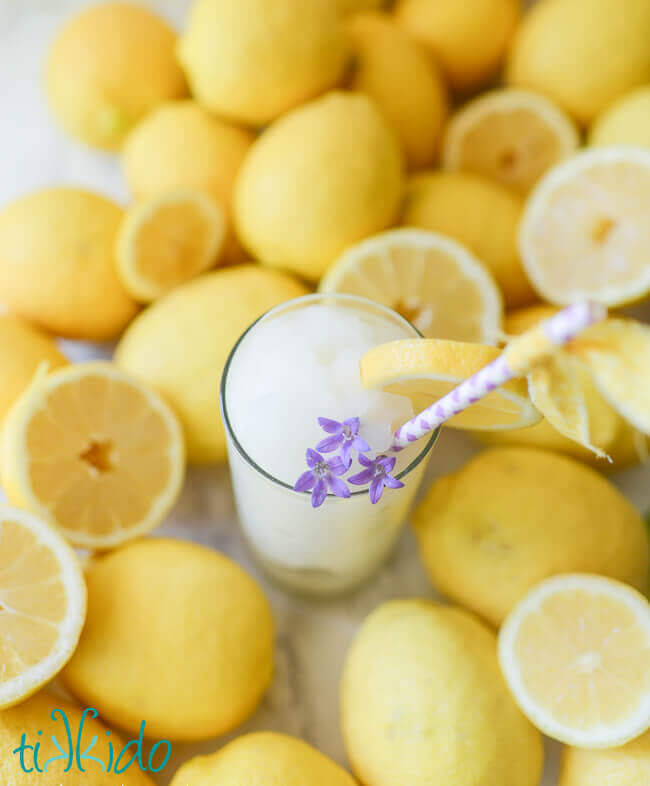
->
[369,477,384,504]
[383,475,405,490]
[306,448,323,468]
[352,436,371,453]
[328,476,351,499]
[318,417,342,434]
[358,453,372,467]
[348,468,374,485]
[316,434,343,453]
[341,441,353,467]
[343,417,360,433]
[311,478,328,508]
[294,470,315,492]
[376,455,396,473]
[327,456,348,476]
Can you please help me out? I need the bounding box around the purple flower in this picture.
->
[316,416,370,468]
[294,448,351,508]
[348,454,404,504]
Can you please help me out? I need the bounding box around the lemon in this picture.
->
[1,362,185,549]
[170,732,356,786]
[234,92,403,281]
[116,190,226,303]
[0,506,85,709]
[361,338,540,430]
[0,316,67,425]
[320,229,503,342]
[339,0,385,12]
[346,12,448,170]
[115,265,308,463]
[0,692,156,785]
[559,730,650,785]
[0,188,137,340]
[443,88,580,194]
[63,537,273,741]
[499,574,650,748]
[505,303,559,336]
[46,2,186,150]
[177,0,348,126]
[413,447,649,627]
[395,0,521,92]
[402,171,537,308]
[590,85,650,148]
[341,599,543,786]
[507,0,650,125]
[520,147,650,306]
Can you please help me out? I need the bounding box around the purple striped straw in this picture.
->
[390,301,607,452]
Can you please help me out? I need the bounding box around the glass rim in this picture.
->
[219,293,439,497]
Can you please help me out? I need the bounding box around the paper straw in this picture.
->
[390,301,607,452]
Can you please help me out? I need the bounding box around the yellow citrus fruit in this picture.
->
[443,88,580,194]
[115,265,308,463]
[338,0,385,12]
[402,171,536,308]
[346,12,448,170]
[1,362,185,549]
[0,505,85,709]
[0,692,156,785]
[413,447,649,627]
[170,732,356,786]
[360,338,540,430]
[520,147,650,306]
[395,0,521,92]
[507,0,650,125]
[341,599,543,786]
[590,85,650,148]
[177,0,348,126]
[0,315,67,425]
[46,2,186,150]
[63,538,274,741]
[0,188,137,340]
[499,574,650,748]
[234,92,404,282]
[559,730,650,785]
[320,229,502,342]
[116,190,226,303]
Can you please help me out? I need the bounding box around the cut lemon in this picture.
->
[520,147,650,306]
[499,574,650,749]
[320,229,503,343]
[116,189,226,303]
[0,504,86,709]
[360,338,541,430]
[1,362,185,549]
[443,88,579,194]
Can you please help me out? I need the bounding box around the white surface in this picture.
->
[0,2,649,784]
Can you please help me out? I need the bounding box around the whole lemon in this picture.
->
[0,188,137,340]
[0,692,155,785]
[0,316,67,424]
[176,0,348,126]
[395,0,521,92]
[507,0,650,125]
[401,171,536,307]
[559,730,650,785]
[234,92,404,282]
[590,85,650,148]
[62,538,274,741]
[46,2,186,150]
[115,265,308,463]
[413,447,649,627]
[341,599,543,786]
[346,12,448,170]
[170,732,356,786]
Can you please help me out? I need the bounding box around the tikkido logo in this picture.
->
[12,707,172,776]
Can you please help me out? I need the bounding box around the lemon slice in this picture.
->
[0,504,86,709]
[116,189,226,303]
[320,229,503,343]
[520,147,650,306]
[1,362,185,549]
[360,338,540,430]
[499,574,650,749]
[443,88,579,194]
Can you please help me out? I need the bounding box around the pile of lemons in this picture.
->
[0,0,649,784]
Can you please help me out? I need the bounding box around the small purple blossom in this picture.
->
[294,448,351,508]
[348,454,404,504]
[316,417,370,468]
